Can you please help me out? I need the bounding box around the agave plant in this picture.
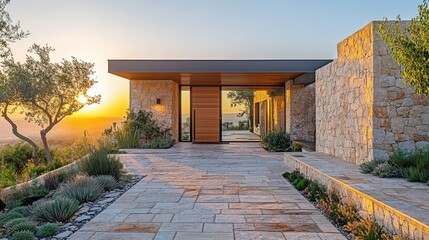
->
[57,175,104,203]
[32,197,79,222]
[95,175,117,191]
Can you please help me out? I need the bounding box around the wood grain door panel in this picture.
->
[192,87,220,143]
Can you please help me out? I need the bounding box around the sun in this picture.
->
[77,94,88,104]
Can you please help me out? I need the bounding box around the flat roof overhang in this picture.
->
[108,60,333,86]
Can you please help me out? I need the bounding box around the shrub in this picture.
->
[141,137,175,149]
[302,181,327,202]
[116,109,175,149]
[371,162,402,178]
[7,221,36,236]
[95,175,117,191]
[0,142,33,174]
[35,223,59,238]
[295,178,310,191]
[32,196,79,222]
[0,211,24,227]
[343,217,390,240]
[44,169,77,191]
[4,182,49,208]
[0,167,19,189]
[389,150,413,169]
[57,176,104,203]
[9,206,29,215]
[80,148,123,180]
[10,230,35,240]
[4,217,30,230]
[317,190,360,227]
[261,129,300,152]
[359,160,385,174]
[116,127,141,149]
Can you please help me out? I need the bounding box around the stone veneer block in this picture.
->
[316,21,429,164]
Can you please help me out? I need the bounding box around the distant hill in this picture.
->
[0,116,123,146]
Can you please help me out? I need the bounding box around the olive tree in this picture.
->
[2,44,100,163]
[378,0,429,96]
[226,90,254,129]
[0,0,37,158]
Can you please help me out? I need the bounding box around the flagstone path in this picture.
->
[69,143,344,240]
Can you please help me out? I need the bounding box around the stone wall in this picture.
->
[285,81,316,142]
[130,80,179,141]
[372,23,429,160]
[316,21,429,164]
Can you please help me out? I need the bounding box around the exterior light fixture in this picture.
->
[156,98,161,105]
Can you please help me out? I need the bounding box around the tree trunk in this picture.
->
[2,105,40,165]
[40,130,53,163]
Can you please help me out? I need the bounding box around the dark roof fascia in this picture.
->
[107,59,333,73]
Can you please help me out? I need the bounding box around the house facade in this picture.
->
[108,21,429,165]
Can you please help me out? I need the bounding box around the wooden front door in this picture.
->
[191,87,220,143]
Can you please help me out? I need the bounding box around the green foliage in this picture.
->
[302,181,327,202]
[9,206,27,215]
[141,137,175,149]
[4,217,29,230]
[378,1,429,96]
[57,175,104,203]
[10,230,35,240]
[317,191,360,226]
[0,167,18,189]
[32,196,79,222]
[116,127,141,149]
[116,110,175,149]
[362,148,429,183]
[0,211,23,227]
[35,223,58,238]
[0,142,33,173]
[95,175,117,191]
[2,44,101,163]
[295,179,310,191]
[371,162,402,178]
[359,160,384,174]
[43,169,77,191]
[7,221,36,236]
[344,217,390,240]
[4,182,48,208]
[261,130,300,152]
[80,148,123,180]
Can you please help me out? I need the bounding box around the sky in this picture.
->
[6,0,422,118]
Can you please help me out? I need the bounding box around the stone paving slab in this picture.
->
[69,143,344,240]
[284,152,429,239]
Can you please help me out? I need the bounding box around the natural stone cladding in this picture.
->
[316,21,429,164]
[285,81,316,142]
[130,80,179,141]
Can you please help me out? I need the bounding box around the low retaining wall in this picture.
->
[0,158,83,197]
[284,153,429,240]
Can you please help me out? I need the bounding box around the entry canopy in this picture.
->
[108,60,332,86]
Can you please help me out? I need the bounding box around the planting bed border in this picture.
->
[284,153,429,240]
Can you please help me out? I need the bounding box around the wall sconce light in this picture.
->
[156,98,161,105]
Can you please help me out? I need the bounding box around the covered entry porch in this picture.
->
[108,60,331,144]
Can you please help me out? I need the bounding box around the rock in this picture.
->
[99,197,114,204]
[55,230,73,239]
[75,215,91,222]
[78,206,90,214]
[105,192,121,198]
[90,207,102,212]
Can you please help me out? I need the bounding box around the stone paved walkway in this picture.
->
[69,143,344,240]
